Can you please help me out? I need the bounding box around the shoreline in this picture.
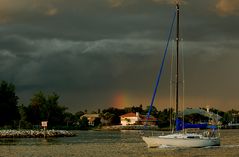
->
[0,126,236,138]
[99,125,170,131]
[97,125,236,131]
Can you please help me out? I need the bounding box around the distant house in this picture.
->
[120,112,141,126]
[120,112,157,126]
[140,115,158,126]
[81,114,100,126]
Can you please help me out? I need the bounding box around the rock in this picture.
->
[0,130,75,138]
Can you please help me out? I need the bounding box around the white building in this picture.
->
[120,112,140,126]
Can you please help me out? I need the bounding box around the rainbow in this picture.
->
[112,91,131,109]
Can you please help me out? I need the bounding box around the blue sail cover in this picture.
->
[176,118,208,131]
[207,125,218,129]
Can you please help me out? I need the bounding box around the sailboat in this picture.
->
[142,2,220,148]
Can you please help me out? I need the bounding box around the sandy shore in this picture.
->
[1,144,139,157]
[1,143,239,157]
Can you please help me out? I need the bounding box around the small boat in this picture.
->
[142,1,220,148]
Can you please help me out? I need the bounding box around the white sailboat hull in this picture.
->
[142,133,220,148]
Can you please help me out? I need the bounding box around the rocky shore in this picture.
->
[0,130,75,138]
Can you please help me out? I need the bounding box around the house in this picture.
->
[120,112,158,126]
[120,112,141,126]
[81,114,100,126]
[140,115,158,126]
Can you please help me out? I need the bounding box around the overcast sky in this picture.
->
[0,0,239,112]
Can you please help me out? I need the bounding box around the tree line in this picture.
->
[0,80,238,130]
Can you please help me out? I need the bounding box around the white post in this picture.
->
[41,121,48,138]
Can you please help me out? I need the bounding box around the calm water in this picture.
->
[0,129,239,157]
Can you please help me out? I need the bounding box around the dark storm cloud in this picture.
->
[183,41,239,95]
[0,36,163,89]
[0,0,239,111]
[0,35,165,110]
[1,0,238,41]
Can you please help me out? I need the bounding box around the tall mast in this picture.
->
[175,2,180,120]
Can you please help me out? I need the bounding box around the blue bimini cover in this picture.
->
[176,118,208,131]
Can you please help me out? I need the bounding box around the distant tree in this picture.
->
[18,104,32,129]
[145,106,158,118]
[131,104,144,113]
[102,107,125,124]
[0,81,19,127]
[75,111,85,119]
[93,117,101,127]
[26,92,67,128]
[209,107,224,116]
[26,91,46,125]
[80,116,89,130]
[124,105,144,114]
[45,93,68,127]
[227,109,239,123]
[124,107,132,113]
[102,107,124,115]
[157,108,173,128]
[64,112,75,128]
[100,112,115,125]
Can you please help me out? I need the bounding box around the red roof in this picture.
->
[120,112,137,118]
[141,115,157,121]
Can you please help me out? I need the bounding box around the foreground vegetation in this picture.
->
[0,80,239,130]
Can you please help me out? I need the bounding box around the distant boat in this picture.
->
[142,2,220,148]
[228,122,239,127]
